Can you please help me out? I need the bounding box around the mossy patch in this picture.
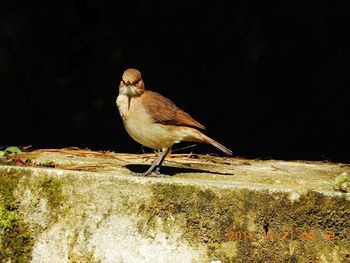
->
[0,209,33,261]
[38,177,65,218]
[0,169,34,261]
[68,251,97,263]
[137,183,247,261]
[0,204,17,229]
[0,169,66,261]
[136,182,350,262]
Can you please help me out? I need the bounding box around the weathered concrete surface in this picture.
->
[0,149,349,262]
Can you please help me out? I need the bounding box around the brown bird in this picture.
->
[116,68,232,176]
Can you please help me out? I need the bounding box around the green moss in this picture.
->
[0,169,34,261]
[0,204,17,229]
[39,177,64,211]
[0,215,34,261]
[135,182,350,262]
[0,169,66,261]
[68,251,99,263]
[0,167,68,261]
[233,191,350,262]
[136,183,245,260]
[292,192,350,238]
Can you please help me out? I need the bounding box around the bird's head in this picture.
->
[119,68,145,97]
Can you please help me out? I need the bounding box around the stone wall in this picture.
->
[0,149,349,262]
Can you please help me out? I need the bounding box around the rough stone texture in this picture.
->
[0,149,349,262]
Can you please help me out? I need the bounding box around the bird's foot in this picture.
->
[133,167,168,177]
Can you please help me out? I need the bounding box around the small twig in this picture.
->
[171,144,197,153]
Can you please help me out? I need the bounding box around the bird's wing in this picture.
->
[141,90,205,130]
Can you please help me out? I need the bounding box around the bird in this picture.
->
[116,68,232,176]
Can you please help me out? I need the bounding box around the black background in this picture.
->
[0,2,349,162]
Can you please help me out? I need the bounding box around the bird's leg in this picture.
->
[138,148,170,176]
[152,148,170,174]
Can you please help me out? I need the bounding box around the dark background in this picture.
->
[0,2,349,162]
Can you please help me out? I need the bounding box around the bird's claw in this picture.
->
[133,168,168,177]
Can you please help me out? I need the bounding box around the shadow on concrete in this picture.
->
[125,164,233,176]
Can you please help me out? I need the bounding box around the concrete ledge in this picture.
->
[0,149,349,262]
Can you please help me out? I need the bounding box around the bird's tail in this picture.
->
[199,132,233,156]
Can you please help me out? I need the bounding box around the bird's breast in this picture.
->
[116,94,196,149]
[117,94,153,128]
[116,95,170,149]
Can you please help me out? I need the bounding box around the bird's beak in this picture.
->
[125,85,136,96]
[126,85,132,95]
[122,84,136,109]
